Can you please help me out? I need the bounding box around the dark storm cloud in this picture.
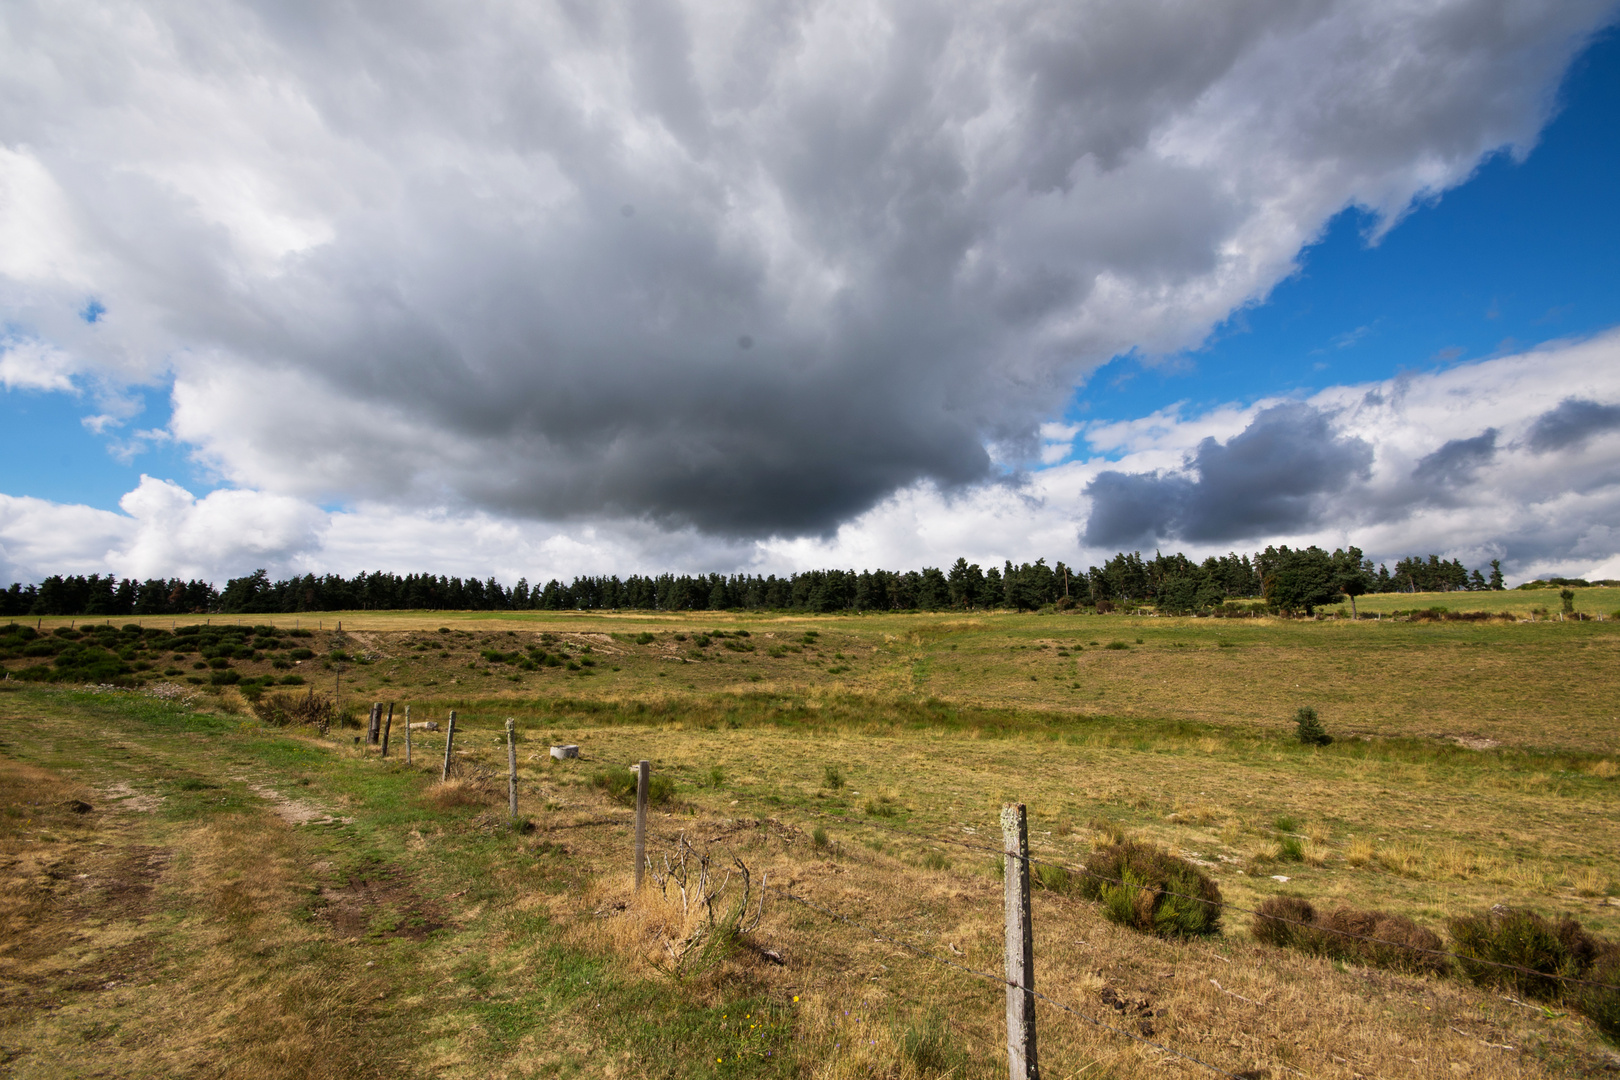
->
[1412,429,1498,485]
[1083,404,1373,547]
[1526,398,1620,453]
[3,0,1614,538]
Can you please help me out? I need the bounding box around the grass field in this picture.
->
[2,609,1618,1077]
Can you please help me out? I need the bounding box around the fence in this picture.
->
[353,718,1620,1078]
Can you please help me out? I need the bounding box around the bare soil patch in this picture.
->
[310,862,447,942]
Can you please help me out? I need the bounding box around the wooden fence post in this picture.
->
[441,710,458,782]
[506,719,519,820]
[404,705,412,764]
[1002,802,1039,1080]
[367,702,382,745]
[633,760,650,890]
[380,703,394,758]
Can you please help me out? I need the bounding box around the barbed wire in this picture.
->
[816,810,1620,995]
[765,882,1249,1080]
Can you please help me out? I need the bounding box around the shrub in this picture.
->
[1104,640,1129,650]
[706,765,724,788]
[209,670,241,685]
[635,631,655,645]
[1448,906,1596,1000]
[591,766,675,806]
[1078,840,1222,937]
[1277,836,1305,862]
[1294,705,1331,745]
[811,826,829,849]
[1574,948,1620,1042]
[1253,897,1448,976]
[822,765,845,790]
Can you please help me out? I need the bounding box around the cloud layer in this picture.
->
[2,0,1614,539]
[6,333,1620,586]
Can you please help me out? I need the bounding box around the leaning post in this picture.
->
[404,705,412,764]
[441,710,458,782]
[380,703,394,758]
[1002,802,1038,1080]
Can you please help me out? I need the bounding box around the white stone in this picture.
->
[550,744,580,760]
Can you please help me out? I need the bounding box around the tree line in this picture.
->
[0,546,1508,618]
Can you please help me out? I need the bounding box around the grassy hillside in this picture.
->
[3,611,1618,1077]
[1351,585,1620,618]
[13,607,1618,751]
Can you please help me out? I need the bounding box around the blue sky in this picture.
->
[1075,28,1620,434]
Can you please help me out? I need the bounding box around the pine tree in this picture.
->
[1295,706,1331,746]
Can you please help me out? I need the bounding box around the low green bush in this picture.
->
[1078,840,1222,937]
[1253,896,1448,976]
[635,631,656,645]
[822,765,845,790]
[1574,949,1620,1042]
[1448,906,1595,1000]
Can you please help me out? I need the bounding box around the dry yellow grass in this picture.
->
[5,604,1620,1077]
[560,797,1607,1079]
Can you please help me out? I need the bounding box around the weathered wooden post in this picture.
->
[1002,802,1038,1080]
[380,703,394,757]
[441,710,458,782]
[506,719,519,820]
[367,702,382,745]
[633,760,650,890]
[404,705,412,764]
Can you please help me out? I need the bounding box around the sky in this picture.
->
[2,0,1620,588]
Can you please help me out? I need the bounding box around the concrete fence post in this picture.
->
[1002,802,1038,1080]
[506,719,519,820]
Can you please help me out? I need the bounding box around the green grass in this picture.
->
[0,687,803,1079]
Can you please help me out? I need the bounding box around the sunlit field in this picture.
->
[2,603,1617,1077]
